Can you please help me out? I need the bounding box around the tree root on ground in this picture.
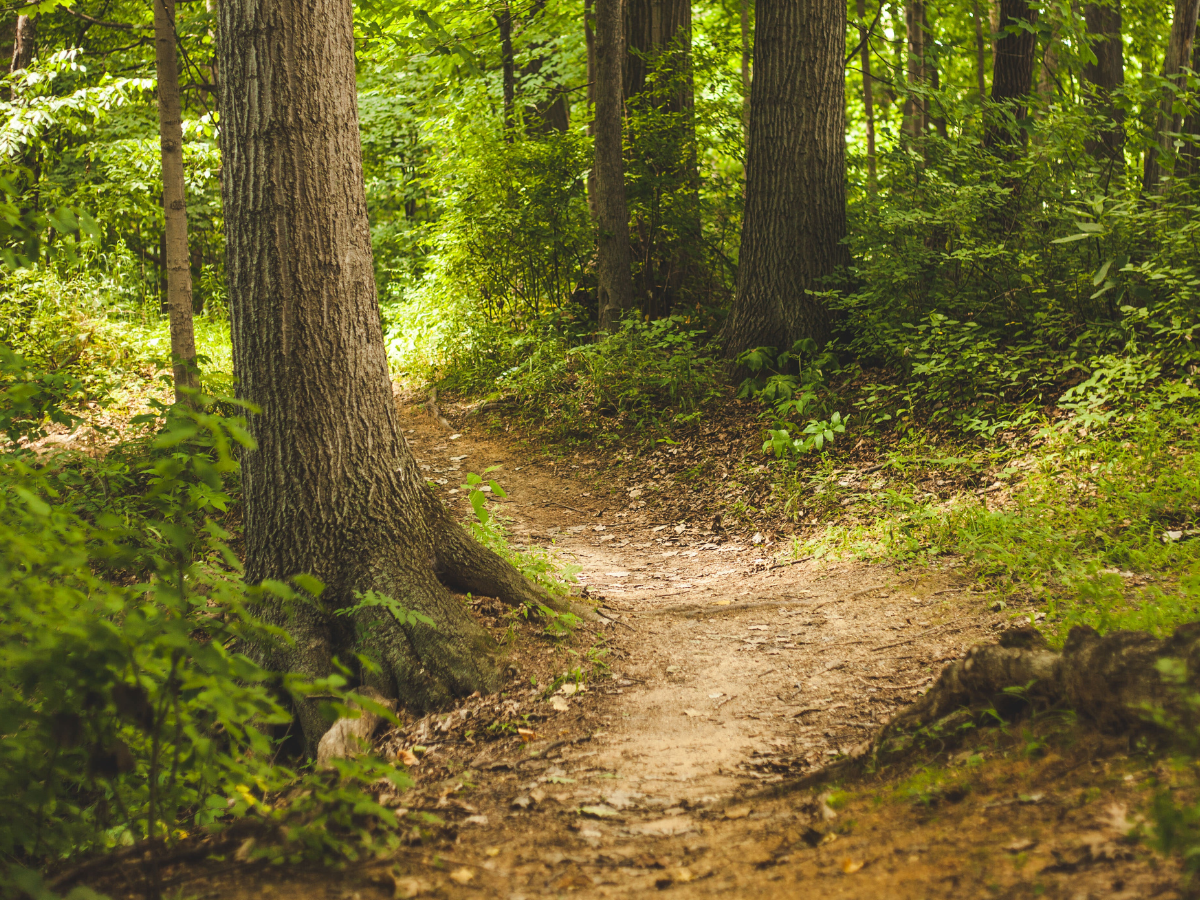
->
[782,622,1200,792]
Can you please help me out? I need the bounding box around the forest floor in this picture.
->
[121,395,1187,900]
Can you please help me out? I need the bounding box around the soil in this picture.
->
[86,398,1187,899]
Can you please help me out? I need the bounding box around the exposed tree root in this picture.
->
[776,623,1200,794]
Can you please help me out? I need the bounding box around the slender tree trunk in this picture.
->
[623,0,696,318]
[218,0,571,751]
[1144,0,1200,192]
[497,3,516,136]
[585,0,597,213]
[903,1,926,139]
[722,0,846,359]
[594,0,635,330]
[972,0,988,98]
[984,0,1038,149]
[522,0,570,133]
[1082,1,1124,161]
[741,0,751,157]
[9,14,34,75]
[153,0,199,403]
[857,0,877,185]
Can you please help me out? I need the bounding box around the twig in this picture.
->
[766,555,814,571]
[870,624,965,652]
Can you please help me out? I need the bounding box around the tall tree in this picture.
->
[623,0,697,318]
[153,0,199,403]
[1143,0,1200,191]
[857,0,877,184]
[984,0,1038,149]
[1082,0,1125,161]
[972,0,988,98]
[1180,33,1200,179]
[496,2,516,135]
[903,0,928,139]
[741,0,751,153]
[9,14,34,77]
[522,0,569,133]
[593,0,635,330]
[218,0,571,749]
[722,0,846,359]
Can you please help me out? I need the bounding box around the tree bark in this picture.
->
[153,0,199,404]
[984,0,1038,150]
[585,0,597,214]
[857,0,877,186]
[1082,1,1124,162]
[218,0,573,751]
[721,0,846,360]
[972,0,988,98]
[9,14,34,74]
[1180,32,1200,179]
[1143,0,1200,192]
[593,0,635,331]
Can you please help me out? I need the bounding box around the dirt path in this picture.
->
[361,405,1179,900]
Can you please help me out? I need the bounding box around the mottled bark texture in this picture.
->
[218,0,570,751]
[1180,36,1200,179]
[721,0,846,360]
[1082,1,1125,161]
[875,624,1200,756]
[740,0,751,154]
[624,0,697,319]
[1144,0,1200,192]
[984,0,1038,150]
[593,0,635,330]
[153,0,199,404]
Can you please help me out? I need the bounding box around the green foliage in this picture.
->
[0,372,409,878]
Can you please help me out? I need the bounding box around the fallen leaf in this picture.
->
[1102,802,1135,834]
[396,748,419,766]
[1004,838,1036,853]
[485,847,500,857]
[448,867,474,885]
[629,816,696,836]
[579,804,621,818]
[751,532,764,545]
[517,727,538,741]
[841,858,864,874]
[559,682,581,696]
[708,691,725,699]
[724,805,752,819]
[713,600,731,606]
[462,814,489,826]
[392,875,430,899]
[549,696,569,712]
[683,708,704,717]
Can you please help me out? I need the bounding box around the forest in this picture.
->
[1,0,1200,894]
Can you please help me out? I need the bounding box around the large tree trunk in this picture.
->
[857,0,877,186]
[218,0,572,751]
[984,0,1038,150]
[1082,1,1125,162]
[721,0,846,360]
[153,0,199,404]
[593,0,635,331]
[1143,0,1200,192]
